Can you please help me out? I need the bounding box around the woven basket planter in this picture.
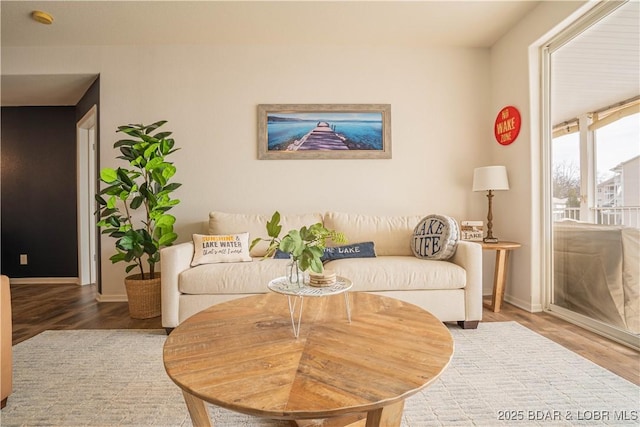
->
[124,273,161,319]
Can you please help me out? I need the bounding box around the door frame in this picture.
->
[76,105,99,286]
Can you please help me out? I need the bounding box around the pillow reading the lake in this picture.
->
[322,242,377,261]
[273,242,377,262]
[191,233,252,266]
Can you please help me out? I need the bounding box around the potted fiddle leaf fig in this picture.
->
[250,211,346,284]
[95,120,181,318]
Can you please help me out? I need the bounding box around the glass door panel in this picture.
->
[546,1,639,348]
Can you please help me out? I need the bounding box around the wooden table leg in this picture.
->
[365,400,405,427]
[182,389,212,427]
[491,249,511,313]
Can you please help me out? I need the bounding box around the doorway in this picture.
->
[542,0,640,349]
[77,105,98,286]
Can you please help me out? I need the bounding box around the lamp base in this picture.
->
[483,237,499,243]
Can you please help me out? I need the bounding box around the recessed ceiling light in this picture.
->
[31,10,54,25]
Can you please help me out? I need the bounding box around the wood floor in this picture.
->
[8,282,639,385]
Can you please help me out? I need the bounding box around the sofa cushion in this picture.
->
[209,211,324,257]
[323,212,423,256]
[191,233,252,266]
[325,256,466,292]
[180,258,290,294]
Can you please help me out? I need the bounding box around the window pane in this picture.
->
[594,112,640,226]
[552,132,581,221]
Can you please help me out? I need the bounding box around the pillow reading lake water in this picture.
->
[191,233,252,266]
[411,215,459,260]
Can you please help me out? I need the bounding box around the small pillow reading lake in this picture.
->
[273,242,377,262]
[191,233,252,266]
[411,215,459,260]
[322,242,376,261]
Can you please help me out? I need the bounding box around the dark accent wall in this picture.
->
[1,106,78,277]
[76,77,100,123]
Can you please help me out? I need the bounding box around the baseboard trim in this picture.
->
[482,292,543,313]
[96,293,128,303]
[9,277,80,285]
[505,294,543,313]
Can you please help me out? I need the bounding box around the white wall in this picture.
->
[3,42,492,298]
[489,0,588,310]
[3,1,595,308]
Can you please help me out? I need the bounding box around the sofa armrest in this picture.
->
[161,242,194,328]
[449,241,483,321]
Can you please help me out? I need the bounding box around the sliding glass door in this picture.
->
[545,0,639,349]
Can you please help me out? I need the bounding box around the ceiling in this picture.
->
[0,0,540,106]
[1,0,638,124]
[551,0,640,124]
[2,1,539,48]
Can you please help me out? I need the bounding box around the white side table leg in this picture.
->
[286,295,304,338]
[344,291,352,323]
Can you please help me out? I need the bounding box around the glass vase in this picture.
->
[286,256,302,287]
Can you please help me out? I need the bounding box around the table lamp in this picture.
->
[472,166,509,243]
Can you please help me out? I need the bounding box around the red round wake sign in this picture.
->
[494,106,521,145]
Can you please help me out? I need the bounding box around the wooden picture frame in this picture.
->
[257,104,391,159]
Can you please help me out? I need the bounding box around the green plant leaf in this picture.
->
[110,252,126,263]
[144,143,160,159]
[150,170,166,187]
[108,216,120,227]
[130,195,144,210]
[95,194,107,206]
[250,237,262,251]
[162,182,182,192]
[113,139,137,148]
[309,257,324,273]
[158,232,177,246]
[106,195,117,209]
[266,211,282,238]
[155,214,176,228]
[153,131,172,140]
[160,138,175,154]
[145,157,163,171]
[145,120,167,134]
[162,164,176,180]
[118,147,135,161]
[100,168,118,183]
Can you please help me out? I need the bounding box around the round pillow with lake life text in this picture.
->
[411,214,459,260]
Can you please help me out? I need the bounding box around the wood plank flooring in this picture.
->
[8,283,639,385]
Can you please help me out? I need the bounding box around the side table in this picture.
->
[481,241,521,312]
[268,276,352,338]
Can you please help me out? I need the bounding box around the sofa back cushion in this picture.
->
[323,212,423,256]
[209,211,324,257]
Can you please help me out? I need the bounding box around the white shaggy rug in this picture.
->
[1,322,638,426]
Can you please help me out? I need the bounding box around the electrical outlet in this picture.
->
[20,254,28,265]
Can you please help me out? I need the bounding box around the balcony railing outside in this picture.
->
[553,206,640,228]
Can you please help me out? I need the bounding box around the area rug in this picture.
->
[1,322,638,426]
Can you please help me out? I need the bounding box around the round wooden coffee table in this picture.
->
[163,292,453,427]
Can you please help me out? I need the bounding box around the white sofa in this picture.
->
[161,211,483,329]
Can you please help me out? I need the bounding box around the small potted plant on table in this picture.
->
[251,211,346,285]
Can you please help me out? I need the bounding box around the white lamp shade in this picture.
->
[472,166,509,192]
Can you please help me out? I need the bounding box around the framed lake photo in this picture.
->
[257,104,391,159]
